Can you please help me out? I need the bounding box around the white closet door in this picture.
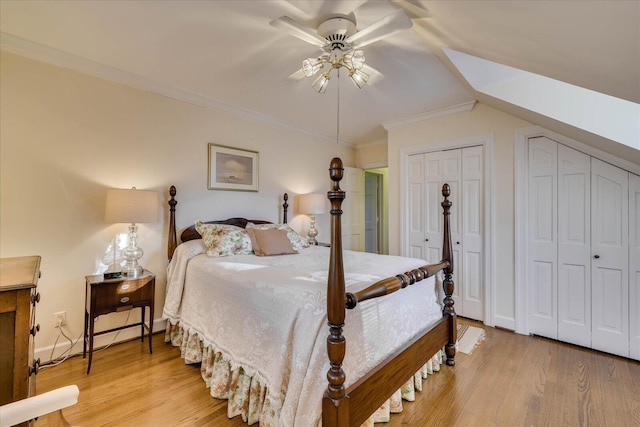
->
[557,144,591,347]
[628,173,640,360]
[408,147,484,321]
[408,154,427,259]
[440,150,463,311]
[424,151,445,264]
[591,158,629,357]
[461,146,484,320]
[528,137,558,338]
[342,167,365,251]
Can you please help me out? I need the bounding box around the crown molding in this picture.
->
[355,138,387,148]
[382,100,476,130]
[1,32,355,148]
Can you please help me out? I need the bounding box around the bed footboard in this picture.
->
[323,157,456,427]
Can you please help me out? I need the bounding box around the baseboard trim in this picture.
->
[36,318,167,364]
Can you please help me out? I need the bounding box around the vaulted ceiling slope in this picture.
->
[1,1,638,159]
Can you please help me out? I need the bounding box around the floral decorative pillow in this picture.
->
[195,221,253,257]
[246,222,310,251]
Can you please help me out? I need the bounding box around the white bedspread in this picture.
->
[163,240,443,426]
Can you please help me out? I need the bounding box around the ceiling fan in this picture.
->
[270,9,413,92]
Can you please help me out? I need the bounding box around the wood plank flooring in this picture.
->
[33,320,640,426]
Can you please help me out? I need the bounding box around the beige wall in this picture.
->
[387,103,531,329]
[356,139,388,168]
[0,52,353,359]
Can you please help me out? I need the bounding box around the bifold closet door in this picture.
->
[591,158,629,357]
[409,147,483,320]
[557,145,592,347]
[460,146,484,320]
[630,173,640,360]
[527,138,558,338]
[342,167,365,251]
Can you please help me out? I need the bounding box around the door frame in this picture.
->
[400,134,495,326]
[514,125,640,335]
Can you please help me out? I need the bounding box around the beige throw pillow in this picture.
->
[247,228,297,256]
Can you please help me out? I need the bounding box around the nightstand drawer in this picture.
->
[90,275,154,315]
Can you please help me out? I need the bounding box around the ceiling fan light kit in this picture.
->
[271,9,412,93]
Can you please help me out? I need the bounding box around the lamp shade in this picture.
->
[105,188,159,223]
[299,193,326,215]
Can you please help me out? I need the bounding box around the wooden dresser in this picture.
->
[0,256,41,410]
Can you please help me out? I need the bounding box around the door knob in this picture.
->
[594,255,600,259]
[456,241,460,245]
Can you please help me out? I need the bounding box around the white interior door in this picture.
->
[591,158,629,357]
[461,146,484,320]
[424,152,444,264]
[557,144,591,347]
[439,150,462,309]
[408,154,427,260]
[630,173,640,360]
[527,137,558,339]
[342,167,365,251]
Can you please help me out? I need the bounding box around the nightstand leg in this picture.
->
[87,315,95,374]
[148,302,153,354]
[83,309,88,358]
[141,306,145,343]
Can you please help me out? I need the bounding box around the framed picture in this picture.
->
[208,144,259,191]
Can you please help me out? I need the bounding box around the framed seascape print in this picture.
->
[208,144,259,191]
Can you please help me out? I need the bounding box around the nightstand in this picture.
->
[83,270,155,374]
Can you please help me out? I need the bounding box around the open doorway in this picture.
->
[364,168,388,254]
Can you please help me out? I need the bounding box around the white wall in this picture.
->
[387,103,531,329]
[0,52,354,360]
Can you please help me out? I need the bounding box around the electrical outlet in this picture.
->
[54,311,67,328]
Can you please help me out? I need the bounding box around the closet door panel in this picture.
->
[462,146,484,320]
[528,138,558,338]
[440,150,463,310]
[424,152,444,264]
[408,154,426,260]
[342,167,365,251]
[557,145,591,347]
[591,158,629,357]
[630,173,640,360]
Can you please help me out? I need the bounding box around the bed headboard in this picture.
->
[167,187,289,260]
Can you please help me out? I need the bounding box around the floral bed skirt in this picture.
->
[165,322,443,426]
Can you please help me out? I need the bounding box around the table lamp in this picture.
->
[299,193,326,245]
[105,187,158,277]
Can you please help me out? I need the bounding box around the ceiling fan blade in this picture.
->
[270,16,327,47]
[286,68,307,82]
[347,9,413,48]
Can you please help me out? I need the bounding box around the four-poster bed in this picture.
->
[164,157,456,426]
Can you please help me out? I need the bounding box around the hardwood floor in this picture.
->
[34,321,640,426]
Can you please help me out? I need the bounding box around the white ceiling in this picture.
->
[1,1,638,154]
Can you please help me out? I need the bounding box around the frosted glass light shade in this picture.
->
[299,193,326,215]
[105,188,159,224]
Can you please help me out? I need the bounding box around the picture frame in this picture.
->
[208,144,259,191]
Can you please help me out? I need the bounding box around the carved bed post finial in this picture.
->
[168,186,177,261]
[283,193,289,224]
[441,183,457,366]
[325,157,347,412]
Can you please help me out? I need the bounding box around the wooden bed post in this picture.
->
[168,185,177,261]
[283,193,289,224]
[441,184,457,366]
[323,157,349,426]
